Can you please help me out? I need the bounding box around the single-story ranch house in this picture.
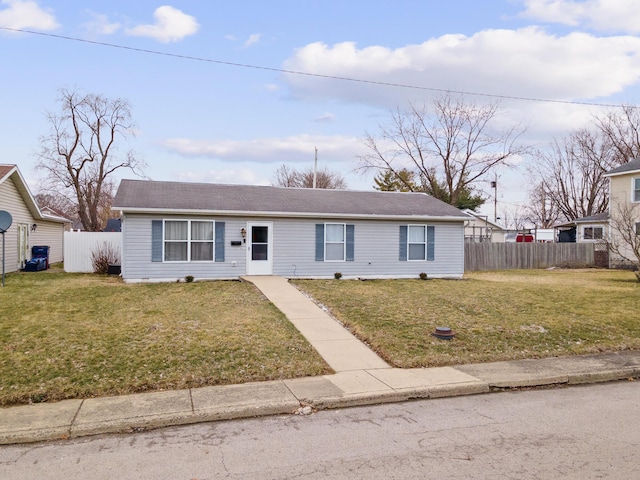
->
[112,179,470,283]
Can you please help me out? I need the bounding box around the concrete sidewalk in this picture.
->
[2,351,639,445]
[243,276,390,372]
[1,275,639,445]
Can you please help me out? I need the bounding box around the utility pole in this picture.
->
[313,147,318,189]
[491,174,498,223]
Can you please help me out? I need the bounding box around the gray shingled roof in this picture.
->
[113,179,469,220]
[606,158,640,176]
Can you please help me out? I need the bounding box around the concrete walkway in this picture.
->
[242,276,390,372]
[1,275,640,445]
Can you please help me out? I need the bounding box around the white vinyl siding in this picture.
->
[0,174,66,272]
[120,214,464,282]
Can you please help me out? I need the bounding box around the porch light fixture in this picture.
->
[240,227,246,243]
[31,223,37,232]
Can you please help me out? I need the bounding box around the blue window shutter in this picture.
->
[315,224,324,261]
[215,221,225,262]
[346,224,355,261]
[399,225,407,261]
[427,225,435,261]
[152,220,163,262]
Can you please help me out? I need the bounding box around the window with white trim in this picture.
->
[164,220,214,262]
[408,225,427,260]
[325,223,345,261]
[634,177,640,203]
[583,226,604,240]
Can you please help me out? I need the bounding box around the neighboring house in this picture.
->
[556,212,610,244]
[112,179,470,283]
[604,158,640,269]
[462,210,506,242]
[0,164,71,272]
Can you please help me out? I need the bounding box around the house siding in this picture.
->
[609,171,640,268]
[0,175,67,272]
[121,213,464,282]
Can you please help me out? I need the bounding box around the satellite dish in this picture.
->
[0,211,12,233]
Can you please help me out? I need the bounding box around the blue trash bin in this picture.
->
[31,245,50,269]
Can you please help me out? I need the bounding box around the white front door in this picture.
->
[18,223,29,270]
[246,222,273,275]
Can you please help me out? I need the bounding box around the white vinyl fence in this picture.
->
[64,231,122,273]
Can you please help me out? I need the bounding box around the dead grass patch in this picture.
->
[293,269,640,368]
[0,271,330,406]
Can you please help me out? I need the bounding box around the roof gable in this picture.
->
[0,164,70,224]
[113,179,469,221]
[0,164,42,219]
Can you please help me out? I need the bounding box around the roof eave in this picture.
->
[114,206,468,222]
[604,169,640,178]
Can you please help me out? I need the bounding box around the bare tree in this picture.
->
[359,93,527,208]
[524,182,562,228]
[529,128,620,223]
[595,105,640,164]
[36,88,145,231]
[501,207,530,231]
[608,200,640,281]
[272,164,347,189]
[34,192,77,221]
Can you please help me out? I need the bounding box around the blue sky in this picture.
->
[2,0,640,222]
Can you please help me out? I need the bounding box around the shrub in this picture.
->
[334,272,342,280]
[185,275,195,283]
[91,242,121,274]
[419,272,428,280]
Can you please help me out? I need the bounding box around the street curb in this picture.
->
[1,363,638,446]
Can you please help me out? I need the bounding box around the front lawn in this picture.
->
[293,269,640,368]
[0,270,331,406]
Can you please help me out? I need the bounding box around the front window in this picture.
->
[325,223,345,261]
[583,226,604,240]
[164,220,214,262]
[634,178,640,202]
[408,225,426,260]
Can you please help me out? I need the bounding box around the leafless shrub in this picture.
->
[91,242,121,274]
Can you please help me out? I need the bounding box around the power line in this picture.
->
[1,26,637,109]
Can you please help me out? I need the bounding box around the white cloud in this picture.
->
[0,0,58,30]
[126,6,198,43]
[282,28,640,108]
[243,33,261,48]
[175,167,271,186]
[518,0,640,34]
[313,112,336,123]
[161,134,363,165]
[82,11,120,36]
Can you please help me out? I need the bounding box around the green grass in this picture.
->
[293,269,640,368]
[0,269,331,406]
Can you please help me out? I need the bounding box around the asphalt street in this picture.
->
[1,381,639,479]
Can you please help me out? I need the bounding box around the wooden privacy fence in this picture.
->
[465,242,596,271]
